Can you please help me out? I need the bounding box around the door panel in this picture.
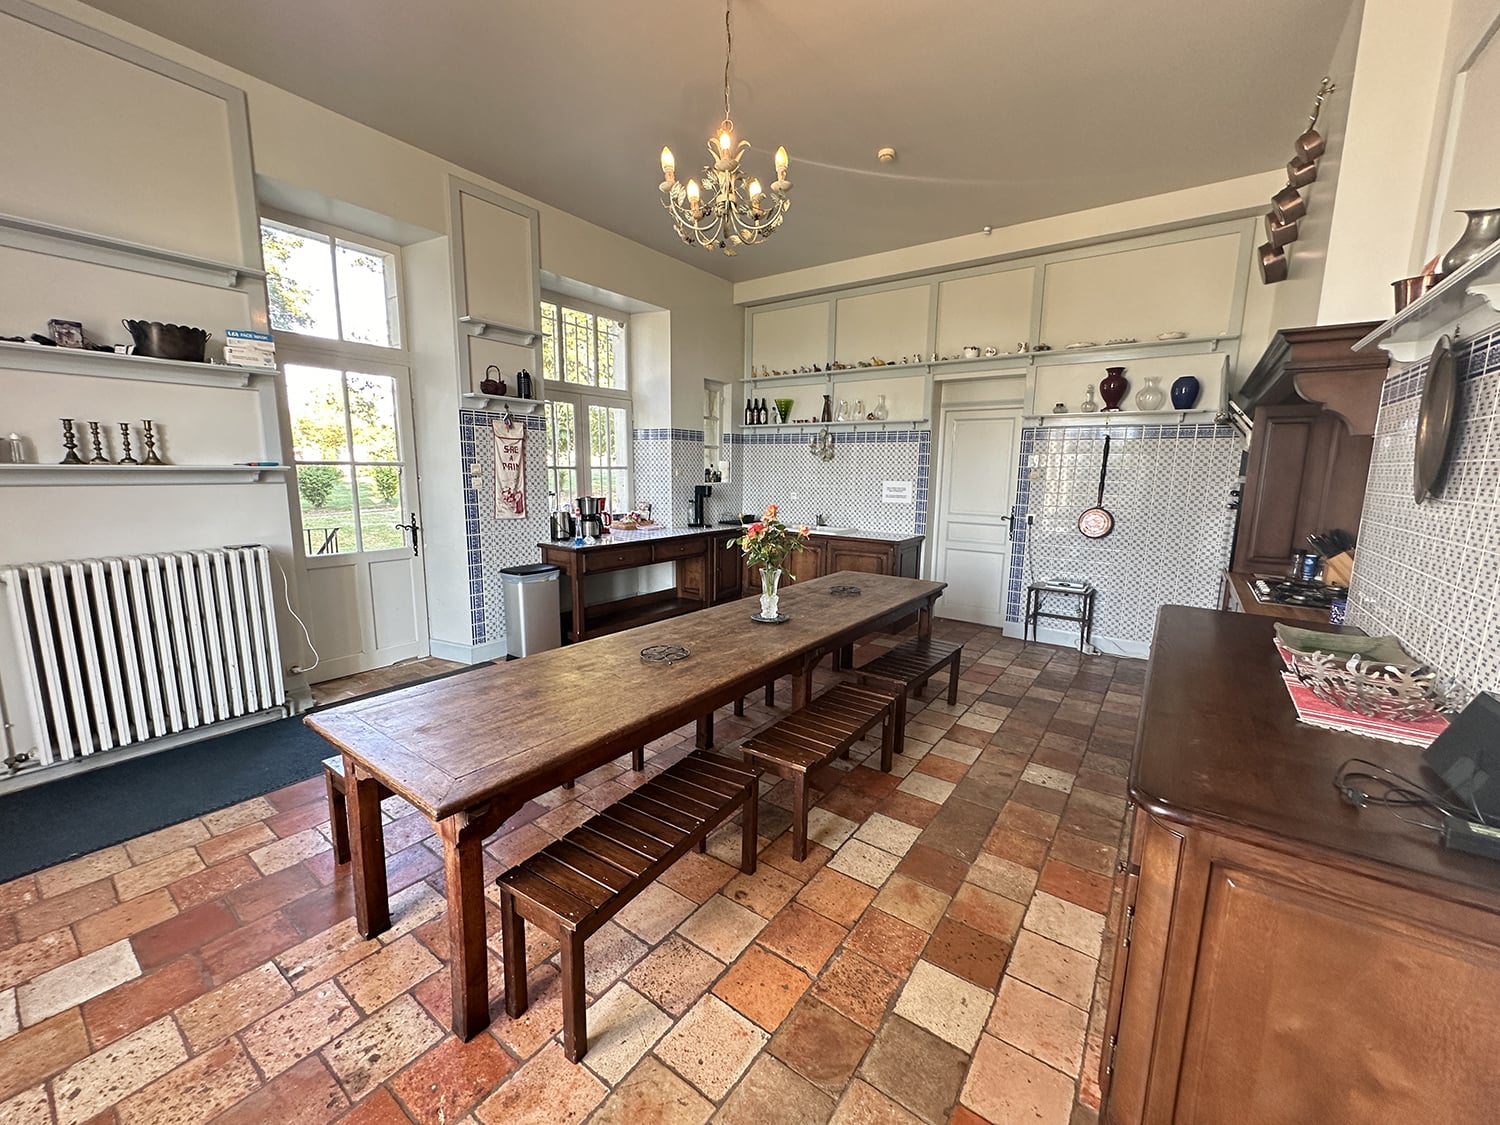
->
[284,353,428,680]
[932,407,1020,627]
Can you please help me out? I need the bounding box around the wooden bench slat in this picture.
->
[667,763,745,798]
[547,840,636,893]
[645,775,736,813]
[527,854,616,909]
[683,753,759,784]
[500,867,594,926]
[568,826,656,875]
[587,814,676,860]
[618,791,707,833]
[743,733,833,771]
[600,804,692,848]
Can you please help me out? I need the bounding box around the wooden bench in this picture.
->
[324,749,646,862]
[739,682,899,861]
[496,751,759,1062]
[853,636,964,736]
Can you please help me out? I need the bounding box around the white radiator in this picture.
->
[0,546,287,770]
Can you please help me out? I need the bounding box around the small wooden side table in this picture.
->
[1024,581,1095,652]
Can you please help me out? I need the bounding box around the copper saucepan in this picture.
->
[1078,434,1115,539]
[1294,77,1336,160]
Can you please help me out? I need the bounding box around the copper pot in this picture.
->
[1265,210,1299,248]
[1287,154,1318,188]
[1391,274,1435,313]
[1259,242,1288,284]
[1271,185,1306,223]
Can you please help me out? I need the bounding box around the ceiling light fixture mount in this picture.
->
[659,0,791,256]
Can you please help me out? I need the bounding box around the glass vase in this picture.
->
[760,566,783,619]
[1134,376,1166,411]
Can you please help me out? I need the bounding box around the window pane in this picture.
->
[561,308,594,385]
[597,317,624,389]
[346,371,399,461]
[261,222,338,338]
[551,468,578,510]
[356,466,405,551]
[285,364,350,461]
[297,465,354,555]
[335,240,399,347]
[541,302,559,381]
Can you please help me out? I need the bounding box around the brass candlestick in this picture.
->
[118,422,138,465]
[60,418,83,465]
[141,419,164,465]
[87,421,109,464]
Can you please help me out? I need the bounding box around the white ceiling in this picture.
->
[83,0,1356,282]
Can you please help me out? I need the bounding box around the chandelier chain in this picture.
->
[723,2,733,123]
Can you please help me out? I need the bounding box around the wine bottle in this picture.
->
[745,398,753,426]
[758,398,768,425]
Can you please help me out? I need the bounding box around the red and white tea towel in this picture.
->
[491,419,525,519]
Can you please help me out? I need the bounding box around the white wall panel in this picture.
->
[457,189,537,328]
[750,301,829,373]
[1040,234,1240,346]
[834,286,931,365]
[0,9,243,263]
[936,268,1036,356]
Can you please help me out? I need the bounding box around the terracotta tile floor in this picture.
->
[0,623,1140,1124]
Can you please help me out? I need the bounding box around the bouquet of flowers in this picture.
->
[735,503,810,575]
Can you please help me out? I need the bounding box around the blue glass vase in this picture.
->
[1170,375,1201,410]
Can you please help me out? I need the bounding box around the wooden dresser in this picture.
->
[1102,608,1500,1125]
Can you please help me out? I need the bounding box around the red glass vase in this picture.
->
[1100,366,1128,411]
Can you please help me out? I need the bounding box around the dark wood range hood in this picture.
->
[1230,322,1388,573]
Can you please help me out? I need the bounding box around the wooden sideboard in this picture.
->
[741,532,923,595]
[1101,607,1500,1125]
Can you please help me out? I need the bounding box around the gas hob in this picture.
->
[1251,576,1348,609]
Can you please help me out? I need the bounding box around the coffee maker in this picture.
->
[689,484,712,528]
[576,496,605,539]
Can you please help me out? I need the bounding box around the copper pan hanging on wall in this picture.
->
[1259,241,1289,284]
[1265,210,1299,248]
[1295,77,1336,159]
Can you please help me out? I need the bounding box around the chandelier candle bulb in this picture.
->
[660,147,675,185]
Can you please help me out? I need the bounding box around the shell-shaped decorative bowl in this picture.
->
[1282,646,1447,721]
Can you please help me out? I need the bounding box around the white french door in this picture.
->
[282,349,428,680]
[930,406,1021,628]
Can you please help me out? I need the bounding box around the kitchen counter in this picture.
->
[1221,569,1332,624]
[538,526,925,642]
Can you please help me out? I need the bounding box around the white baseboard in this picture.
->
[430,637,511,664]
[1028,624,1149,660]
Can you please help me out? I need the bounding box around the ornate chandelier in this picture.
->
[658,0,791,256]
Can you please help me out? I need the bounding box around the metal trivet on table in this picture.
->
[829,584,862,597]
[641,644,690,665]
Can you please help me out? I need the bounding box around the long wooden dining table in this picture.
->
[305,571,946,1039]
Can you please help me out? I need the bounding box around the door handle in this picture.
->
[395,512,421,556]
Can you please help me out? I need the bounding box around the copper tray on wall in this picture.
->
[1413,334,1457,504]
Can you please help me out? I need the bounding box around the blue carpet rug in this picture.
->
[0,664,483,883]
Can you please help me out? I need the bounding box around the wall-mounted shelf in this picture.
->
[1023,409,1227,427]
[747,335,1235,384]
[0,464,290,485]
[1353,240,1500,362]
[0,211,265,289]
[0,340,271,388]
[739,418,930,432]
[460,391,543,413]
[458,316,540,346]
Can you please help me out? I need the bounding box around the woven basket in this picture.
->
[1281,646,1446,721]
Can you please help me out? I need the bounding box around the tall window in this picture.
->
[541,297,632,512]
[261,215,401,348]
[261,214,413,559]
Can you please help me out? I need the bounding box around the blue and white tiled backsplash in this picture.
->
[1349,320,1500,703]
[1008,423,1243,652]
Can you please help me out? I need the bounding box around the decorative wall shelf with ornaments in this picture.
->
[0,464,289,486]
[457,316,540,346]
[0,340,271,389]
[1354,239,1500,362]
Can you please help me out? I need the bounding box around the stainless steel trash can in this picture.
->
[500,564,562,658]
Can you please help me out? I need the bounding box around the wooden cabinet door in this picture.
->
[825,540,892,576]
[788,544,823,584]
[713,533,744,604]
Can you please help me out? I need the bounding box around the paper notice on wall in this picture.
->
[882,480,914,504]
[491,419,526,519]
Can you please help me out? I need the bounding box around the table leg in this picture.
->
[437,799,520,1040]
[569,570,586,643]
[792,664,813,710]
[696,711,714,749]
[918,597,934,640]
[344,756,390,938]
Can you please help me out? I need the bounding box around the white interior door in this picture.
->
[931,407,1021,627]
[284,355,429,681]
